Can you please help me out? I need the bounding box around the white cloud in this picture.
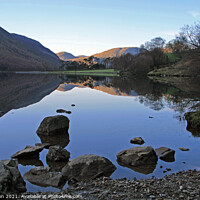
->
[187,10,200,18]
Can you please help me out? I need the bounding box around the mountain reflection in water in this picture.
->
[0,73,200,192]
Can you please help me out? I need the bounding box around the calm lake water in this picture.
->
[0,73,200,192]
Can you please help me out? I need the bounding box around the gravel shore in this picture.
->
[19,169,200,200]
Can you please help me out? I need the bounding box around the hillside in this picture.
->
[148,49,200,77]
[56,52,87,61]
[0,27,60,71]
[58,47,141,62]
[93,47,141,58]
[56,52,77,60]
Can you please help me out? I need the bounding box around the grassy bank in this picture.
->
[49,69,119,76]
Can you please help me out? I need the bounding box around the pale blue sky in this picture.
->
[0,0,199,55]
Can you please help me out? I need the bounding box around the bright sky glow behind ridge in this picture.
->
[0,0,200,55]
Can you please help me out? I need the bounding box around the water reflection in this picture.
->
[18,158,43,167]
[0,73,61,117]
[117,160,156,175]
[1,73,199,119]
[1,73,200,192]
[37,134,70,148]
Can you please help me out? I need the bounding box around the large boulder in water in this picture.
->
[61,154,116,182]
[155,147,175,162]
[23,167,66,188]
[0,159,26,194]
[11,145,44,159]
[36,115,70,136]
[46,146,70,162]
[117,146,158,167]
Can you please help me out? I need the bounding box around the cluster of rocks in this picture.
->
[1,113,194,196]
[2,114,118,193]
[117,136,190,175]
[0,159,26,194]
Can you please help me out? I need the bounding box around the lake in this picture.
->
[0,73,200,192]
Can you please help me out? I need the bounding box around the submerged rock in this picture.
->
[18,158,44,167]
[155,147,175,162]
[0,159,26,194]
[117,146,158,167]
[36,115,70,148]
[46,146,70,162]
[130,137,145,145]
[47,160,68,172]
[11,145,44,159]
[23,167,66,188]
[36,115,70,136]
[56,109,72,114]
[185,111,200,136]
[179,147,190,151]
[62,154,116,182]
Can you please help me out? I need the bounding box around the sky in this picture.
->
[0,0,200,56]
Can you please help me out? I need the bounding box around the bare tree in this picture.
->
[179,21,200,48]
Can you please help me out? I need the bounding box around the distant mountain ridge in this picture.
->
[56,52,87,61]
[93,47,141,58]
[57,47,141,61]
[0,27,60,71]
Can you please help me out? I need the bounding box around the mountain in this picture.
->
[0,27,60,71]
[57,47,141,62]
[56,52,77,60]
[93,47,141,58]
[56,52,87,61]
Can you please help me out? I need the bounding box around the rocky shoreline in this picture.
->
[17,169,199,200]
[1,112,199,199]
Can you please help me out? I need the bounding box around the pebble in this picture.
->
[22,169,200,200]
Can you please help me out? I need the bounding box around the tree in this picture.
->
[166,39,189,53]
[144,37,166,50]
[142,37,168,68]
[178,21,200,48]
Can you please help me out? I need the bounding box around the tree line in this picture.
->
[59,21,200,74]
[110,21,200,75]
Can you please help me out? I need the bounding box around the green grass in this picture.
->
[66,69,116,73]
[167,53,180,63]
[48,69,119,76]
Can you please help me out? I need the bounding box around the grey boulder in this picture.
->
[47,160,68,172]
[117,146,158,167]
[155,147,175,162]
[23,167,66,188]
[36,115,70,136]
[11,145,44,159]
[130,137,145,145]
[0,159,26,194]
[46,146,70,162]
[62,154,116,182]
